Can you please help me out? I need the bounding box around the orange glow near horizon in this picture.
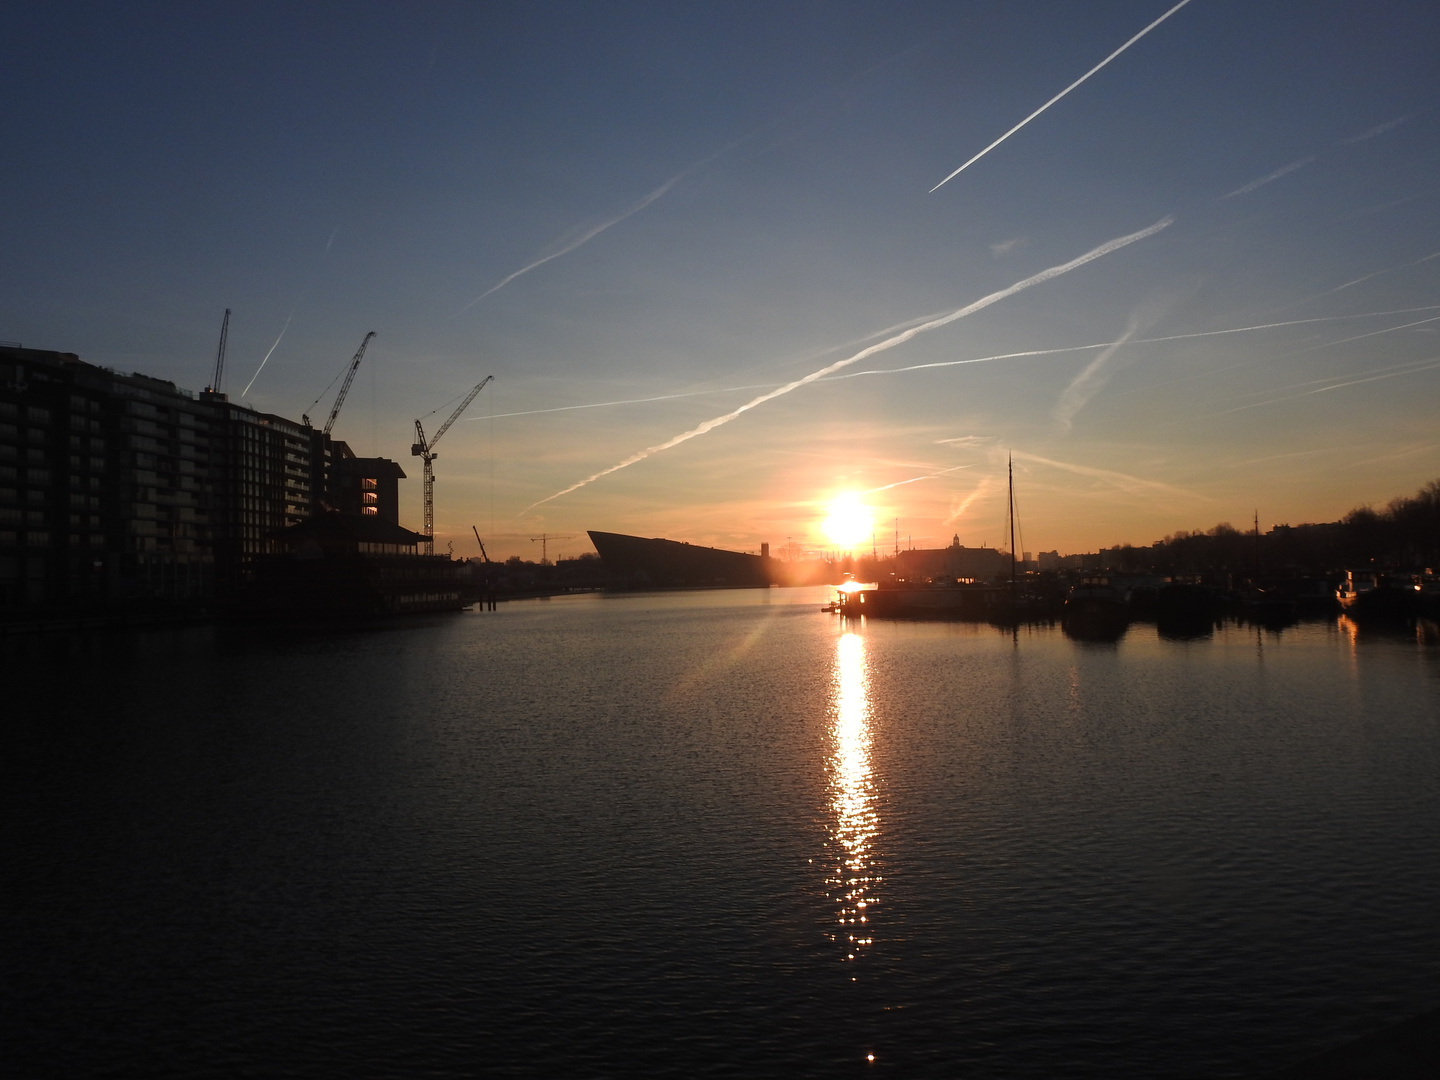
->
[820,492,874,549]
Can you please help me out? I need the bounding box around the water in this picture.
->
[4,588,1439,1077]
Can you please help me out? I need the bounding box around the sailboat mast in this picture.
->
[1008,454,1017,593]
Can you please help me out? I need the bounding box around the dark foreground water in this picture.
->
[4,587,1439,1078]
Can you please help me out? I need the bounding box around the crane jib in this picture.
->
[413,374,493,556]
[323,331,376,437]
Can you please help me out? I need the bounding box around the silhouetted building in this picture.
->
[1,345,221,607]
[333,450,405,525]
[896,535,1006,581]
[0,342,418,614]
[255,511,461,615]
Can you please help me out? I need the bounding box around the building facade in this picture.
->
[0,343,411,614]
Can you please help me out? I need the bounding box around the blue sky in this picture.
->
[4,1,1438,560]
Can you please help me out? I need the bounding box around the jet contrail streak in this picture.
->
[943,475,997,524]
[464,309,953,421]
[1306,359,1440,395]
[1222,156,1315,199]
[523,216,1173,513]
[1215,357,1440,415]
[457,171,692,314]
[241,312,294,398]
[473,384,782,420]
[864,464,973,494]
[1052,317,1141,430]
[1346,113,1415,144]
[929,0,1194,192]
[830,305,1440,380]
[477,304,1440,425]
[1012,450,1204,500]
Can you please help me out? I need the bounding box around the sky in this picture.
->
[3,1,1438,562]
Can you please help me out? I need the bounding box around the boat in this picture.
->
[836,576,1006,619]
[1341,570,1422,619]
[1154,580,1216,639]
[1062,577,1131,640]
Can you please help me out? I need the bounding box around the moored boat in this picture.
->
[1062,577,1131,640]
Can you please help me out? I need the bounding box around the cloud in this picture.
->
[989,238,1023,257]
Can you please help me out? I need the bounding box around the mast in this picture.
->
[1253,509,1260,580]
[1008,453,1017,596]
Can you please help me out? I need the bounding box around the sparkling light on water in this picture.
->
[827,631,881,963]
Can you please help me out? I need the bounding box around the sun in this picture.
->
[820,492,874,549]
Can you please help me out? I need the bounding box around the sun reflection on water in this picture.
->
[826,631,880,967]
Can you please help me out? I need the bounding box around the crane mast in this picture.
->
[210,308,231,395]
[412,374,493,556]
[323,332,376,436]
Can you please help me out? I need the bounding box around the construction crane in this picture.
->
[208,308,230,394]
[301,332,375,430]
[320,332,376,436]
[529,533,573,565]
[472,525,492,564]
[412,374,493,556]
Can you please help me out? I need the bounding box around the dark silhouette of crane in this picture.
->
[302,332,376,434]
[325,333,374,436]
[471,525,492,563]
[412,375,493,556]
[529,533,573,565]
[207,309,230,395]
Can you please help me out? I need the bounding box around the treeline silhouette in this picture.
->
[1102,478,1440,577]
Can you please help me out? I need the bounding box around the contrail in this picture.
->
[457,173,686,313]
[523,216,1173,513]
[1346,113,1415,144]
[1306,359,1440,395]
[1053,316,1142,430]
[943,475,998,525]
[1222,156,1315,199]
[463,308,952,421]
[830,304,1440,381]
[480,304,1440,426]
[473,384,781,421]
[1012,450,1204,500]
[241,311,294,398]
[459,45,937,315]
[1216,356,1440,415]
[864,464,973,494]
[930,0,1195,192]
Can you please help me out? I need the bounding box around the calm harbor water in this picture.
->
[4,587,1439,1077]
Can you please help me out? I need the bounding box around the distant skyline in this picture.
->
[4,1,1438,561]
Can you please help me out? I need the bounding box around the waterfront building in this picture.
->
[896,535,1007,582]
[332,450,406,525]
[587,530,772,588]
[258,511,462,615]
[0,342,420,616]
